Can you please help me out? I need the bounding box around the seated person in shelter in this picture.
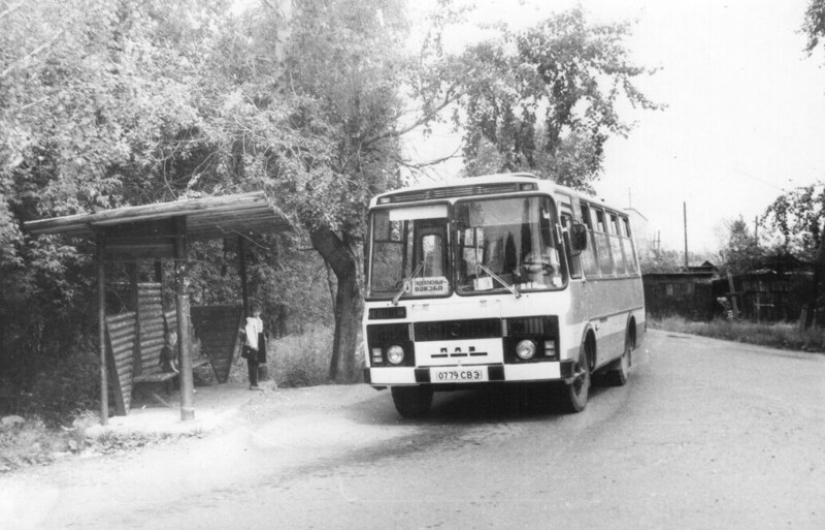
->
[159,330,179,374]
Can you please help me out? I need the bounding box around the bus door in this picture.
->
[415,221,448,279]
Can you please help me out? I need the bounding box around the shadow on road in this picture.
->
[346,382,613,427]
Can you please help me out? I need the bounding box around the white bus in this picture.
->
[362,173,645,417]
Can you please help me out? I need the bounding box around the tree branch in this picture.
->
[0,30,64,80]
[399,148,463,170]
[0,3,24,22]
[362,89,462,147]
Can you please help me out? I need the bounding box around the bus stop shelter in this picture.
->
[23,192,292,424]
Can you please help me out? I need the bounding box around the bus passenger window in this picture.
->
[579,202,600,278]
[561,214,582,279]
[594,208,614,276]
[622,217,639,274]
[609,213,627,276]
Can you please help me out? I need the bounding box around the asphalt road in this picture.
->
[4,330,825,529]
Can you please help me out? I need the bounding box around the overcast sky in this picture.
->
[407,0,825,256]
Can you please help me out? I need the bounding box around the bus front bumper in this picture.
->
[364,361,575,386]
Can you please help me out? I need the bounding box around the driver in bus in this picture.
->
[522,247,561,286]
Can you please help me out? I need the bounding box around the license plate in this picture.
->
[430,367,488,383]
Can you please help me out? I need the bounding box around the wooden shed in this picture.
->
[23,192,292,424]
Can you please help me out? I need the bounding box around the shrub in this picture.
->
[228,326,335,388]
[270,327,334,388]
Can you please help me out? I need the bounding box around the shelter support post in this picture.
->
[127,261,142,376]
[239,236,249,316]
[173,216,195,421]
[97,237,108,425]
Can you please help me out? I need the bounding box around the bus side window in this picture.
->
[609,212,627,276]
[621,216,639,274]
[579,202,600,278]
[594,208,614,276]
[561,214,582,279]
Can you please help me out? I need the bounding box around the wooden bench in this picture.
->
[132,359,210,407]
[132,370,180,407]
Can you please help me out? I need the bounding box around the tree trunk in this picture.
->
[310,224,363,383]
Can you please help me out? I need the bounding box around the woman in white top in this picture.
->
[243,304,265,390]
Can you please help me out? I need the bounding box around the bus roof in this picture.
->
[371,172,608,210]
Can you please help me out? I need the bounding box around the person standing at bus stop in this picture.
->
[243,303,266,390]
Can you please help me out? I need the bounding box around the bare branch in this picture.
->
[399,148,463,170]
[362,89,463,147]
[0,3,24,21]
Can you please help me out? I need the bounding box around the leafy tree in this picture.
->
[638,243,682,274]
[187,0,411,382]
[0,0,231,409]
[804,0,825,53]
[763,183,825,326]
[718,216,763,274]
[436,8,660,191]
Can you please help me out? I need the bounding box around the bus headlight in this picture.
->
[387,345,405,365]
[515,340,536,360]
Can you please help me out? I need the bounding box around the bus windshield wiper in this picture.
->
[476,263,520,299]
[392,261,426,306]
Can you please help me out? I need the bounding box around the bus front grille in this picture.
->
[414,319,502,342]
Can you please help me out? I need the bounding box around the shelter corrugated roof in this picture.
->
[23,191,292,240]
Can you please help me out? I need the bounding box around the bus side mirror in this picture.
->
[570,223,588,255]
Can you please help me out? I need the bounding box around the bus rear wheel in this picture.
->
[560,346,590,413]
[391,386,433,418]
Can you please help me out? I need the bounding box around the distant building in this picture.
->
[643,266,718,321]
[684,260,717,274]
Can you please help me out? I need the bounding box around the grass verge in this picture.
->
[649,316,825,353]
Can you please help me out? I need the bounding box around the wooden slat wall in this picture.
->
[105,312,137,415]
[137,283,165,374]
[191,306,244,383]
[165,309,176,340]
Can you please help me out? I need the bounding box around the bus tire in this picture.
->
[391,386,433,418]
[606,334,632,387]
[560,343,591,413]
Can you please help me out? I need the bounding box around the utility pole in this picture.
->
[683,202,689,270]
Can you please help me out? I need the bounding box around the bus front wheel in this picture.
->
[606,335,632,387]
[561,346,591,413]
[391,386,433,418]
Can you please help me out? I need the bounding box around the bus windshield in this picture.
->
[455,196,566,294]
[367,196,566,300]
